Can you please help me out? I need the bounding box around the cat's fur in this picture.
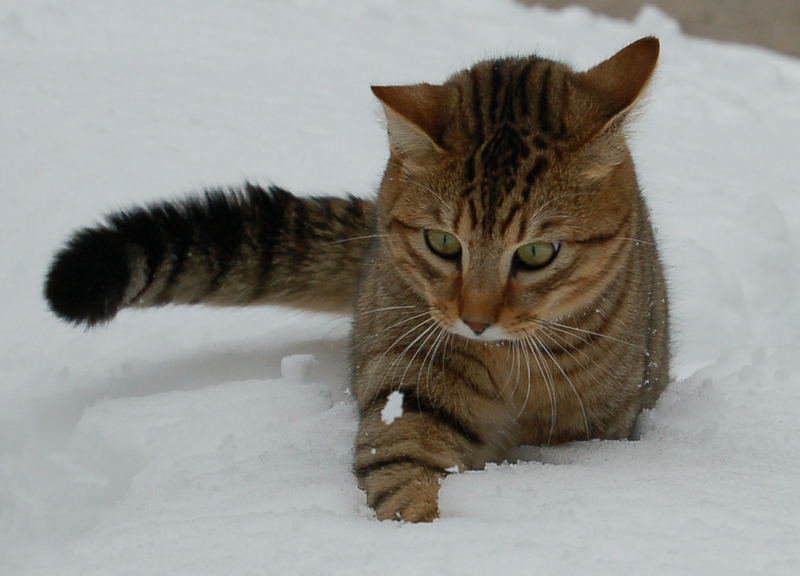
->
[45,37,669,522]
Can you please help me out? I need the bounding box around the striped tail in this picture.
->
[44,184,375,326]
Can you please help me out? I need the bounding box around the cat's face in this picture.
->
[374,40,659,342]
[382,149,637,342]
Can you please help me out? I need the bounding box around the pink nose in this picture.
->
[463,320,491,335]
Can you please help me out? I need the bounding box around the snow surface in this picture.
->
[2,0,800,574]
[280,354,318,384]
[380,391,404,426]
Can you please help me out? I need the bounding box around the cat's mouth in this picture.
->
[450,320,510,343]
[428,307,513,343]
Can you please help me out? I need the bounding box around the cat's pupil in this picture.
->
[514,241,559,270]
[424,229,461,259]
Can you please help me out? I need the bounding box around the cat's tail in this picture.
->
[44,184,375,326]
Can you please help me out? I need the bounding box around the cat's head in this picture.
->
[373,37,659,341]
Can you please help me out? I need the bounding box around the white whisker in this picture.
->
[538,318,639,349]
[381,318,439,395]
[539,325,621,385]
[364,316,434,407]
[355,305,419,318]
[399,321,441,388]
[323,233,389,246]
[531,331,590,441]
[529,192,597,226]
[523,335,557,442]
[421,325,447,390]
[387,177,448,206]
[352,310,432,352]
[516,336,533,422]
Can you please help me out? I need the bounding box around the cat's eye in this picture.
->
[424,229,461,259]
[514,241,560,270]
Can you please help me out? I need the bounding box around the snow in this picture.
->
[2,0,799,574]
[380,391,404,425]
[280,354,318,384]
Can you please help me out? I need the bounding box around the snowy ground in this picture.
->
[2,1,799,574]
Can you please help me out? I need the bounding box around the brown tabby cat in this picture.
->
[45,37,669,522]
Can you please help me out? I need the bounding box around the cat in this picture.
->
[45,37,669,522]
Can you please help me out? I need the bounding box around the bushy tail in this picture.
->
[44,184,375,326]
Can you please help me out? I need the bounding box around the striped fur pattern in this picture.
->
[46,185,373,324]
[45,38,670,523]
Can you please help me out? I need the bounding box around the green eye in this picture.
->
[515,241,560,270]
[424,229,462,259]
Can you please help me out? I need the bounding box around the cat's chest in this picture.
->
[452,341,592,445]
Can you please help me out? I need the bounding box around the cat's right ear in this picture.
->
[371,84,455,168]
[575,36,660,134]
[569,37,660,181]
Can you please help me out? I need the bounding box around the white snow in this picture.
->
[2,0,800,574]
[380,391,404,425]
[281,354,318,384]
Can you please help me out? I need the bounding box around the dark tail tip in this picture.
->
[44,227,130,326]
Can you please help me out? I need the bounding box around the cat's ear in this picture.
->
[371,83,455,167]
[569,37,659,181]
[575,36,660,132]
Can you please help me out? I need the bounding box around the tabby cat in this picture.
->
[45,37,669,522]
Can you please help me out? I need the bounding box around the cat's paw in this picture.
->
[367,471,442,523]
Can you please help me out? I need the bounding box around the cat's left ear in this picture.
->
[575,36,660,133]
[371,83,456,168]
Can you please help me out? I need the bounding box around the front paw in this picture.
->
[371,471,442,522]
[357,461,444,522]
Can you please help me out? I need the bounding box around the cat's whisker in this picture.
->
[536,321,622,400]
[355,305,420,318]
[537,324,628,442]
[382,318,442,403]
[531,331,590,441]
[508,340,522,402]
[420,324,447,395]
[539,324,624,386]
[364,316,435,408]
[439,332,453,399]
[516,335,534,422]
[613,236,657,246]
[532,320,593,352]
[322,233,389,246]
[416,325,449,410]
[505,342,516,397]
[535,318,641,349]
[405,326,443,415]
[387,177,448,206]
[523,335,558,442]
[523,335,556,443]
[528,192,598,225]
[496,340,516,399]
[399,320,441,389]
[351,310,433,352]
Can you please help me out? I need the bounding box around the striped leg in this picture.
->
[354,388,487,522]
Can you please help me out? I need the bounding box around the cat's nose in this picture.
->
[463,319,491,335]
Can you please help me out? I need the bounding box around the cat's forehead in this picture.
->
[447,182,564,242]
[448,56,576,152]
[386,44,654,238]
[432,57,578,235]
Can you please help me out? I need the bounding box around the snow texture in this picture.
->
[380,391,404,425]
[281,354,318,384]
[1,0,799,574]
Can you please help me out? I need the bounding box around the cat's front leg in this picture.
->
[353,387,488,522]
